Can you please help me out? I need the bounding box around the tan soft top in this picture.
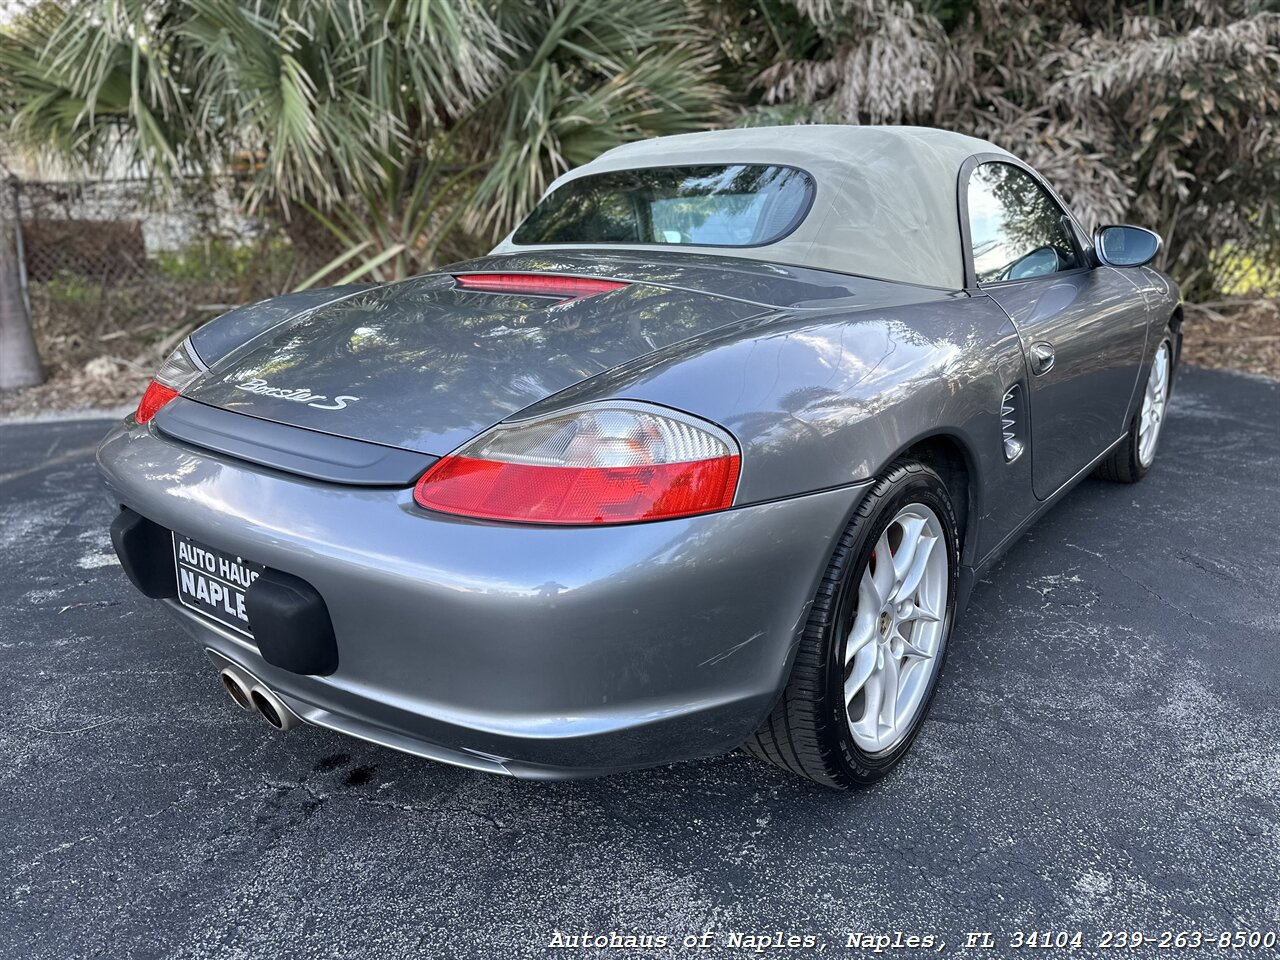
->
[493,125,1013,290]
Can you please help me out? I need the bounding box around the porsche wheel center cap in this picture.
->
[878,611,893,637]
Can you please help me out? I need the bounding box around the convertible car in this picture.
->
[98,126,1180,788]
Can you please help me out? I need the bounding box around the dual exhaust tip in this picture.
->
[214,659,302,731]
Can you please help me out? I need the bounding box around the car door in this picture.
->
[964,160,1150,499]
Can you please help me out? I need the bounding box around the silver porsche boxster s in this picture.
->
[97,126,1181,788]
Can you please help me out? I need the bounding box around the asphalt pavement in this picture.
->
[1,365,1277,959]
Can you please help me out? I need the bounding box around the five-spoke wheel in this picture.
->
[1095,330,1177,484]
[746,459,957,788]
[1138,340,1171,468]
[843,504,949,754]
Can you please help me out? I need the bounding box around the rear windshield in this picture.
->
[511,164,815,249]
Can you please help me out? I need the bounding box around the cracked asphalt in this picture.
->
[2,366,1277,959]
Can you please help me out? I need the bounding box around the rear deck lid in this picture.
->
[183,272,767,456]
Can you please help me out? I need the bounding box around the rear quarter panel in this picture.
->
[519,294,1034,565]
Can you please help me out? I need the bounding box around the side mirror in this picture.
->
[1095,225,1162,268]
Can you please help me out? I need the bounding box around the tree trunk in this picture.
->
[0,179,42,391]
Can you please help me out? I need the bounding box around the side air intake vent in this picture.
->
[1001,384,1025,462]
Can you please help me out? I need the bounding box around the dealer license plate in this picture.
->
[172,533,265,638]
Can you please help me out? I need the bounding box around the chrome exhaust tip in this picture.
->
[219,668,254,711]
[206,649,303,732]
[247,683,301,731]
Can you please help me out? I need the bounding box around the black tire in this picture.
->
[743,459,959,789]
[1093,328,1176,484]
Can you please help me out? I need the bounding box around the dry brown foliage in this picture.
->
[753,1,1280,299]
[1182,297,1280,379]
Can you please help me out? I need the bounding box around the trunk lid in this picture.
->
[183,272,768,455]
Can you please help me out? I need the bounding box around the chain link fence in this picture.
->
[8,175,333,385]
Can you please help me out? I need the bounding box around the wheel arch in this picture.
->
[882,430,981,567]
[1167,304,1185,386]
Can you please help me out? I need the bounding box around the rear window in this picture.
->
[511,164,815,249]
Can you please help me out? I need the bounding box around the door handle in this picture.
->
[1029,341,1055,376]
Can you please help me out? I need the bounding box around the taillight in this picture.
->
[135,340,204,424]
[136,381,179,423]
[414,403,740,525]
[453,273,627,301]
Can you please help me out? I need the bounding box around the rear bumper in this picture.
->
[96,421,868,777]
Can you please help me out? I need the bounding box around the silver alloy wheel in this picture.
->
[843,503,949,754]
[1138,340,1171,468]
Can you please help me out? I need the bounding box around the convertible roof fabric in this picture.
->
[493,125,1014,290]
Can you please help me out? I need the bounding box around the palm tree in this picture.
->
[0,173,41,390]
[0,0,722,282]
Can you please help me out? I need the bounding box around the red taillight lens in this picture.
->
[453,273,627,301]
[413,404,741,525]
[135,381,179,424]
[414,455,740,525]
[134,340,204,424]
